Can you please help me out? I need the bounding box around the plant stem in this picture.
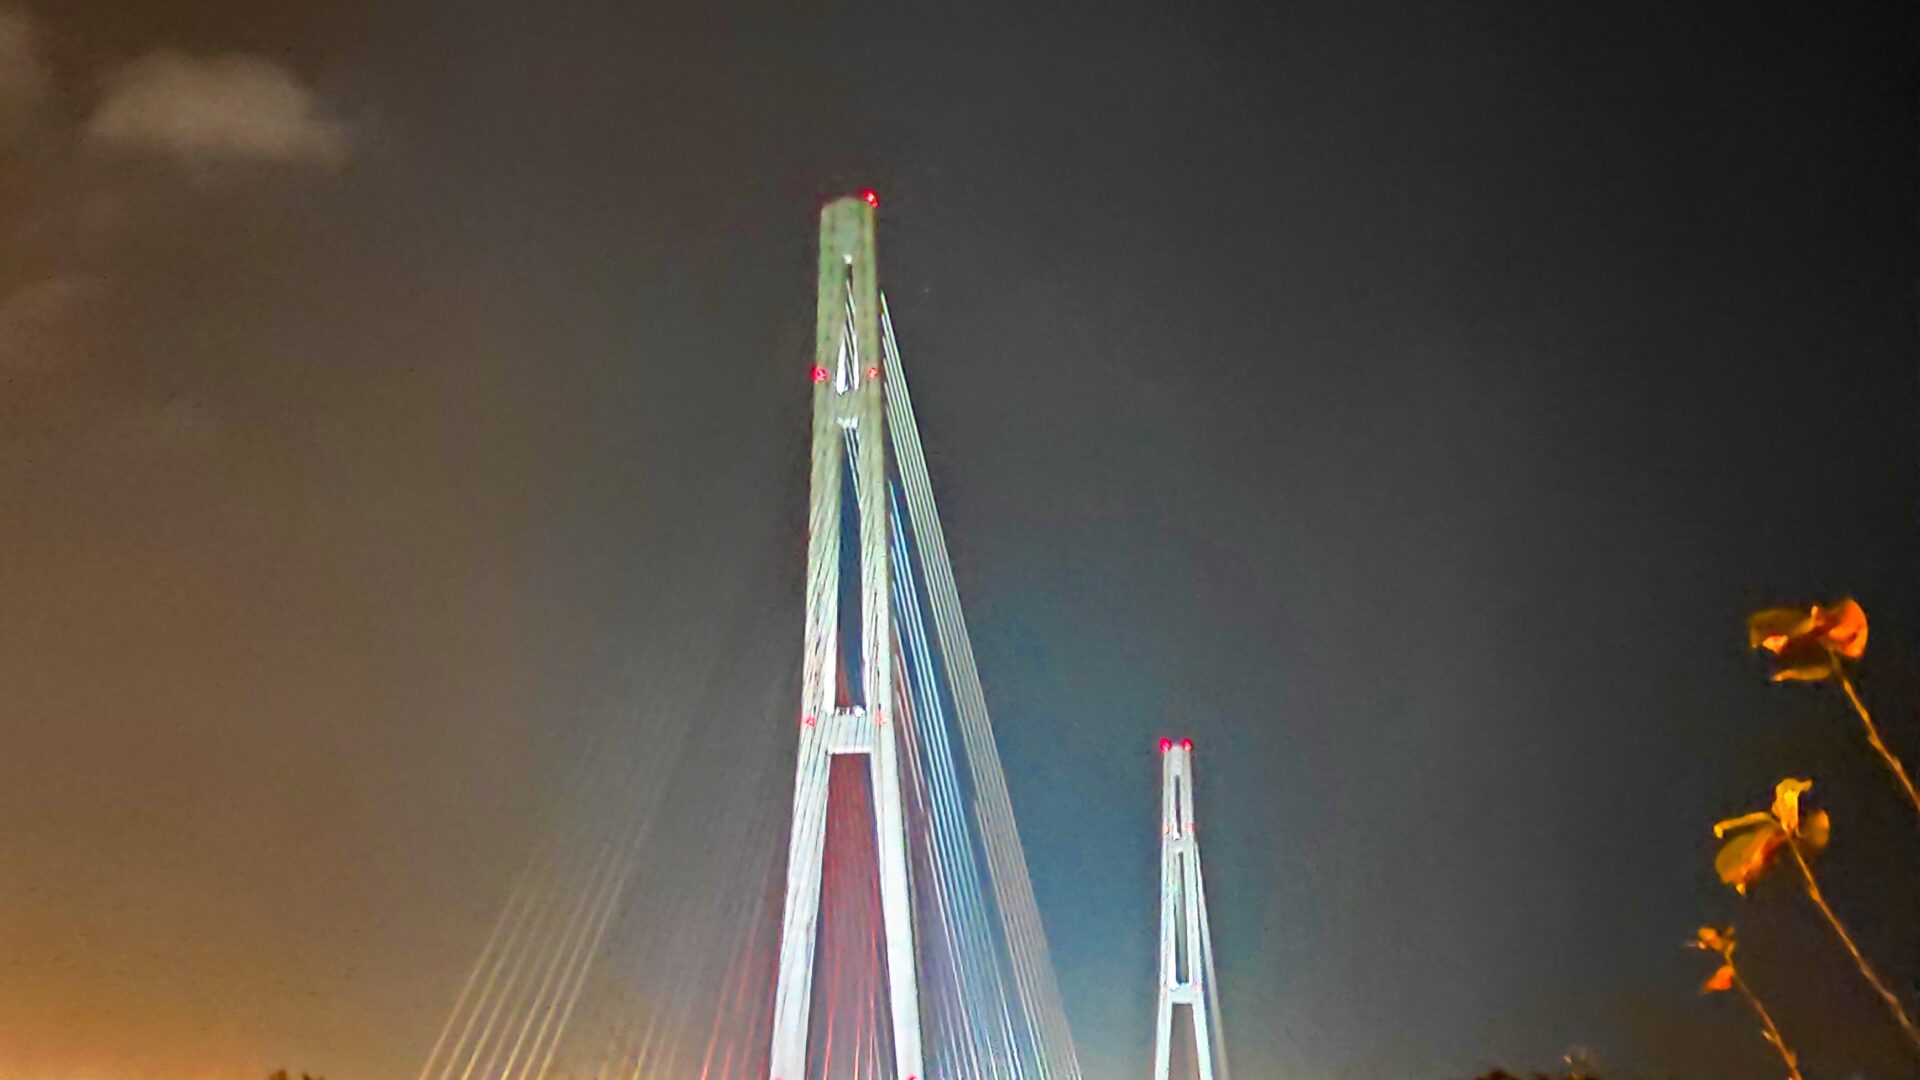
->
[1827,647,1920,820]
[1788,841,1920,1053]
[1730,965,1805,1080]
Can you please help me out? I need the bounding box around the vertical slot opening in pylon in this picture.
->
[1173,850,1193,987]
[1171,766,1194,990]
[834,436,865,710]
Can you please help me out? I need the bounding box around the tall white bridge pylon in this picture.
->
[1154,739,1229,1080]
[767,194,923,1080]
[768,193,1087,1080]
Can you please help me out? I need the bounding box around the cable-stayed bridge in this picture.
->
[413,195,1224,1080]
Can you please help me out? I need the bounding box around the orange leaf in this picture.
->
[1713,811,1773,838]
[1750,599,1867,679]
[1799,808,1831,854]
[1816,598,1868,659]
[1694,926,1734,954]
[1701,963,1735,993]
[1770,661,1834,683]
[1715,822,1786,894]
[1749,606,1817,652]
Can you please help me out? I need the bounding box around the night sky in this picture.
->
[2,2,1916,1079]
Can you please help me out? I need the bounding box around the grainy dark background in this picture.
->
[1,2,1914,1077]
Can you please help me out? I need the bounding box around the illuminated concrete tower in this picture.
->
[768,192,924,1080]
[1153,738,1228,1080]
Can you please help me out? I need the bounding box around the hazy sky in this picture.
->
[1,2,1916,1079]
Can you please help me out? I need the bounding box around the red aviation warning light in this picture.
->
[1159,738,1173,754]
[861,189,879,207]
[810,365,830,383]
[1181,738,1194,751]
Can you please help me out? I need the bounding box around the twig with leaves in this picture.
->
[1691,925,1803,1080]
[1713,777,1920,1053]
[1750,598,1920,818]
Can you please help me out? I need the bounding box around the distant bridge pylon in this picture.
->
[1153,739,1229,1080]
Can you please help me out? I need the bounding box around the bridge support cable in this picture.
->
[881,298,1085,1080]
[432,731,636,1080]
[892,672,1008,1080]
[493,845,620,1080]
[888,479,1028,1079]
[422,607,753,1080]
[562,737,781,1080]
[562,674,789,1080]
[518,855,629,1080]
[1197,871,1231,1080]
[882,310,1071,1078]
[879,302,1072,1074]
[849,424,1016,1079]
[429,701,698,1080]
[876,324,1055,1076]
[458,857,589,1080]
[893,582,995,1075]
[418,864,537,1080]
[887,695,973,1080]
[854,419,1034,1080]
[525,842,634,1080]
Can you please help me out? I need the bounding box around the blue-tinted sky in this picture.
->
[1,2,1915,1078]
